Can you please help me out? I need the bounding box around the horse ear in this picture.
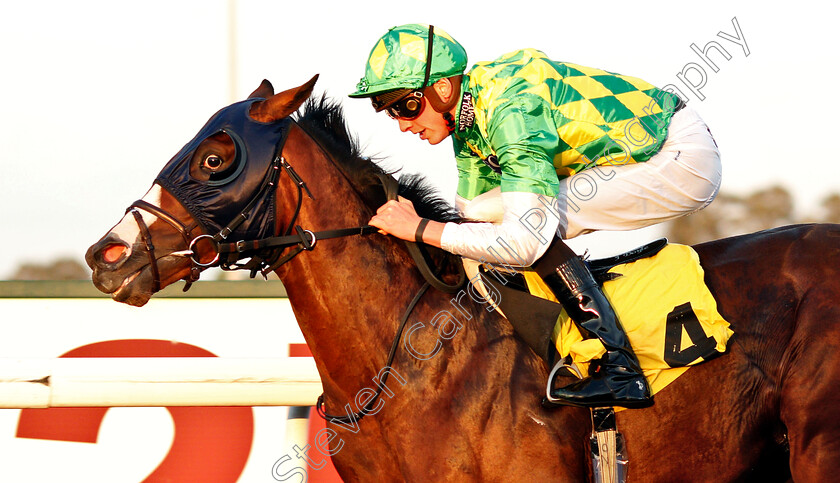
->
[249,74,319,123]
[249,79,275,99]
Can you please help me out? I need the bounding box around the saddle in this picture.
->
[479,238,733,395]
[480,238,669,368]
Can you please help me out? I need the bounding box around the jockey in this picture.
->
[350,24,721,409]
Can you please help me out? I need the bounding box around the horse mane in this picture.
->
[293,95,464,223]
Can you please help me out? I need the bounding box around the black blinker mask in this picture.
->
[155,99,292,241]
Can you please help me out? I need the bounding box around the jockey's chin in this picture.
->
[423,130,451,145]
[398,111,452,146]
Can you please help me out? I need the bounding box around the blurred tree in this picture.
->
[822,194,840,223]
[664,185,801,245]
[664,193,741,246]
[743,186,795,229]
[11,257,90,280]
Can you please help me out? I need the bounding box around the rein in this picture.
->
[315,280,430,424]
[374,173,466,293]
[314,172,466,425]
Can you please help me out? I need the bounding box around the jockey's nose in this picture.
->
[398,118,413,132]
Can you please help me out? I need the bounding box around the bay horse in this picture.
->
[86,76,840,482]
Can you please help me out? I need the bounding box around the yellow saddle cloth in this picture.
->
[524,243,734,396]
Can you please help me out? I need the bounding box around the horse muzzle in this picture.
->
[86,226,195,307]
[86,237,145,303]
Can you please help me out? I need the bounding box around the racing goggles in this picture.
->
[385,91,426,120]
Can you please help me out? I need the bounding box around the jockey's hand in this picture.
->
[369,196,422,241]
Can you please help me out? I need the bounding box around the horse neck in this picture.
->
[267,126,586,449]
[272,125,425,398]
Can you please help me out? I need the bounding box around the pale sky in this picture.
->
[1,0,838,278]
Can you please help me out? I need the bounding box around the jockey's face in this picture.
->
[393,78,456,145]
[396,106,451,145]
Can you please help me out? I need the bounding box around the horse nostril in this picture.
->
[102,243,128,264]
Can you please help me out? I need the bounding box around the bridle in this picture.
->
[126,199,202,293]
[126,114,465,293]
[126,141,380,292]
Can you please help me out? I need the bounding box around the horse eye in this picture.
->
[189,131,243,185]
[203,155,224,170]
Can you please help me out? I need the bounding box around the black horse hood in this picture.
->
[154,99,291,241]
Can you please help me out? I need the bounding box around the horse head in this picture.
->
[85,76,319,306]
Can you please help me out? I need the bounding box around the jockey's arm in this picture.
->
[442,97,564,265]
[370,97,563,266]
[439,190,560,266]
[369,190,560,266]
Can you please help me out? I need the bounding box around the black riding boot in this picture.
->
[538,254,652,409]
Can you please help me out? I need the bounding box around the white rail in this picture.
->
[0,358,322,408]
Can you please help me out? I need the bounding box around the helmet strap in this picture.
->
[422,25,435,89]
[422,25,459,132]
[443,112,456,132]
[425,75,462,113]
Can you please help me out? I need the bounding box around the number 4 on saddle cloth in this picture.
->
[478,239,734,400]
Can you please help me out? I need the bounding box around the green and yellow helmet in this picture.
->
[349,24,467,103]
